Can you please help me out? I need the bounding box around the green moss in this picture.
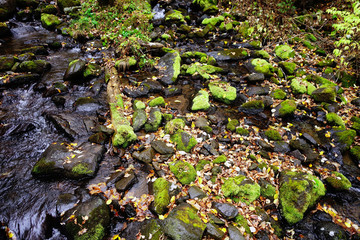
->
[278,100,296,117]
[172,51,181,82]
[290,78,316,95]
[265,129,282,141]
[153,178,171,215]
[271,89,286,100]
[213,155,226,164]
[170,130,197,152]
[58,0,80,10]
[234,215,251,235]
[186,63,223,79]
[226,119,239,132]
[326,171,351,191]
[182,51,208,59]
[72,163,93,176]
[112,124,137,148]
[192,90,210,111]
[208,81,236,104]
[302,40,316,50]
[326,113,345,128]
[193,0,218,13]
[279,61,297,74]
[163,113,173,121]
[32,157,55,175]
[164,118,185,135]
[261,184,276,199]
[201,15,224,26]
[251,58,273,76]
[222,176,261,204]
[350,146,360,163]
[335,129,356,149]
[149,97,165,107]
[235,127,249,136]
[144,110,162,132]
[83,63,101,78]
[254,50,270,59]
[41,13,61,29]
[0,56,16,71]
[196,160,210,171]
[165,10,185,23]
[169,160,197,185]
[133,100,146,110]
[274,45,295,60]
[241,100,264,109]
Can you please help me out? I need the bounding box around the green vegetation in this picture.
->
[264,129,282,141]
[169,160,197,185]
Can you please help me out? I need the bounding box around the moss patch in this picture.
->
[169,160,197,185]
[222,176,261,204]
[264,129,282,141]
[326,171,351,191]
[153,178,171,215]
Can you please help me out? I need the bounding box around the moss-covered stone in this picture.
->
[235,127,249,136]
[326,113,345,128]
[335,129,356,149]
[133,100,146,110]
[213,155,226,164]
[165,10,185,23]
[208,81,236,104]
[83,63,101,78]
[40,13,61,29]
[290,78,316,95]
[279,171,325,225]
[350,145,360,164]
[153,178,171,215]
[274,45,295,60]
[186,63,223,79]
[254,50,270,59]
[164,118,185,135]
[279,61,296,75]
[144,108,163,132]
[226,119,239,132]
[149,96,165,107]
[193,0,218,13]
[278,99,296,117]
[169,160,197,185]
[311,87,336,102]
[326,171,351,191]
[241,100,264,109]
[71,163,93,177]
[0,56,16,71]
[251,58,273,76]
[201,15,224,26]
[234,215,251,235]
[196,160,210,171]
[19,60,51,74]
[171,130,197,152]
[260,183,276,199]
[271,89,286,99]
[221,176,261,204]
[182,51,208,59]
[58,0,80,11]
[192,90,210,111]
[264,129,282,141]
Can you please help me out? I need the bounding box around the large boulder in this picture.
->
[63,59,86,83]
[160,203,206,240]
[171,130,197,152]
[40,13,61,29]
[61,197,110,240]
[208,81,236,104]
[169,160,197,185]
[221,176,261,204]
[279,171,326,225]
[164,118,185,135]
[0,73,40,88]
[18,60,51,74]
[192,90,210,111]
[156,51,181,85]
[32,142,105,179]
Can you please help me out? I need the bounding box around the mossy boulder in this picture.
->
[260,182,276,199]
[144,108,162,132]
[161,203,206,240]
[140,219,164,240]
[171,130,197,152]
[64,59,86,82]
[350,145,360,164]
[208,81,236,104]
[271,89,286,100]
[169,160,197,184]
[57,0,80,11]
[334,129,356,149]
[157,51,181,85]
[40,13,61,29]
[277,99,296,117]
[311,87,336,102]
[165,10,185,23]
[326,113,345,128]
[62,197,110,240]
[149,96,165,107]
[251,58,274,76]
[132,109,147,132]
[275,45,295,60]
[192,0,218,13]
[326,171,351,191]
[164,118,185,135]
[241,100,264,109]
[290,78,316,95]
[253,50,270,59]
[279,61,296,75]
[279,171,325,225]
[133,100,146,110]
[186,63,223,79]
[153,178,171,215]
[0,56,16,71]
[201,15,224,26]
[182,51,208,59]
[226,119,239,132]
[18,60,51,74]
[83,63,102,78]
[192,90,210,111]
[264,129,282,141]
[213,155,226,164]
[221,176,261,204]
[235,127,249,136]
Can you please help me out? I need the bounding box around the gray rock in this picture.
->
[212,202,238,220]
[289,150,306,162]
[228,225,246,240]
[203,143,218,155]
[0,73,40,88]
[207,49,249,61]
[115,170,137,192]
[140,219,164,240]
[311,87,336,103]
[195,117,209,128]
[247,86,270,96]
[274,141,290,153]
[206,222,225,240]
[188,186,207,199]
[151,140,175,155]
[157,51,181,85]
[123,85,150,98]
[140,80,163,93]
[315,221,347,239]
[247,73,265,82]
[132,109,147,131]
[351,97,360,107]
[132,147,155,163]
[63,59,86,82]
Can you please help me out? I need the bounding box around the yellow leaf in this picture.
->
[249,206,255,211]
[159,215,165,220]
[198,177,203,184]
[106,199,112,205]
[71,154,76,158]
[220,228,227,233]
[345,222,351,228]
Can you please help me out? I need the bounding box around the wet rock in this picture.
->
[192,90,210,111]
[63,59,86,83]
[21,45,48,55]
[289,149,306,162]
[207,48,248,61]
[62,197,110,240]
[315,222,348,240]
[246,72,265,82]
[169,160,196,185]
[311,87,336,102]
[164,118,185,135]
[163,86,182,97]
[115,170,137,192]
[0,56,16,71]
[275,45,295,60]
[275,99,297,117]
[289,139,319,162]
[188,186,207,199]
[132,109,147,131]
[132,147,155,164]
[18,60,51,74]
[88,132,108,144]
[0,22,10,36]
[156,51,181,85]
[246,86,269,96]
[171,130,197,153]
[209,81,236,104]
[160,203,206,240]
[83,63,102,79]
[0,73,40,87]
[8,121,36,135]
[221,176,260,204]
[73,97,101,112]
[32,142,105,179]
[273,141,290,153]
[152,177,170,215]
[279,171,326,225]
[140,219,164,240]
[144,108,162,132]
[212,202,238,220]
[140,80,162,93]
[56,193,78,216]
[149,96,165,107]
[44,81,68,97]
[206,222,225,240]
[40,13,61,29]
[325,171,352,191]
[57,0,80,11]
[123,85,150,98]
[228,225,246,240]
[151,140,175,155]
[239,100,264,114]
